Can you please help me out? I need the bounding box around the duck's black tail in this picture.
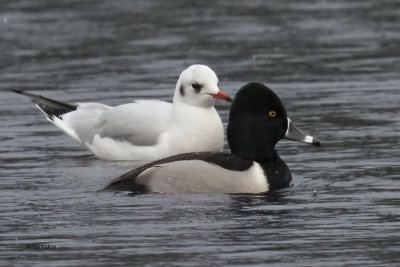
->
[11,89,77,120]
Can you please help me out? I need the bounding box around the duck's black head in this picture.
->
[227,82,288,162]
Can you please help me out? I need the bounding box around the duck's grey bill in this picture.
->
[284,118,321,146]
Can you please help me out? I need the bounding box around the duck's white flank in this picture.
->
[135,160,269,194]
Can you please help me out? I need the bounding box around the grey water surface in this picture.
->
[1,0,399,266]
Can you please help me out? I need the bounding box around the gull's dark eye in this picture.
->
[192,83,202,92]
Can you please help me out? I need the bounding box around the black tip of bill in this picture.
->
[313,139,321,147]
[284,118,321,147]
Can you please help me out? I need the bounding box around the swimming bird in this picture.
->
[12,65,232,161]
[104,82,321,194]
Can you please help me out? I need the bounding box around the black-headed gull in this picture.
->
[13,64,232,161]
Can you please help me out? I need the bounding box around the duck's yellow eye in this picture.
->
[268,110,277,118]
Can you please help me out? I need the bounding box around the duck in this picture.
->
[104,82,320,194]
[12,64,232,161]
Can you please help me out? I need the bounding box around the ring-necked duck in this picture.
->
[104,82,320,194]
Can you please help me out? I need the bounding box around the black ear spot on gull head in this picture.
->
[179,85,185,96]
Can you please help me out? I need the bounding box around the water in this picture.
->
[1,0,399,266]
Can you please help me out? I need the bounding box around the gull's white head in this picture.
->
[173,64,231,108]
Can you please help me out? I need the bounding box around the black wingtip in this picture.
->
[10,89,37,98]
[11,89,24,94]
[11,89,77,117]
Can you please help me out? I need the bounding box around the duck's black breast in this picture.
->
[260,151,292,191]
[103,152,254,192]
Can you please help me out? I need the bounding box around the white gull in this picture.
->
[13,64,232,161]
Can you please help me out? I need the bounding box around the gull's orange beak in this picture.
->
[210,90,232,102]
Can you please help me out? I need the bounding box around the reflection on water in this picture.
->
[1,0,399,266]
